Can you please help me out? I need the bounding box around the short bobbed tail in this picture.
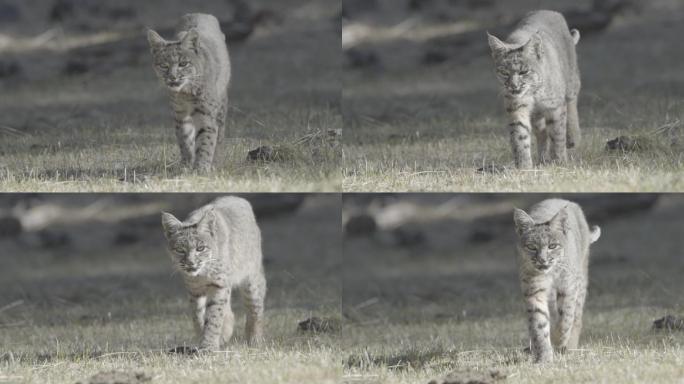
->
[590,225,601,243]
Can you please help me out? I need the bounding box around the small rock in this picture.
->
[247,145,286,162]
[476,164,507,174]
[653,315,684,331]
[298,317,342,333]
[605,135,652,152]
[167,346,198,355]
[77,370,152,384]
[345,214,377,237]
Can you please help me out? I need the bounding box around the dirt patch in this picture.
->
[428,369,507,384]
[653,315,684,331]
[298,317,342,333]
[76,370,152,384]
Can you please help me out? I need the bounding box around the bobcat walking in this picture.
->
[488,11,581,168]
[513,199,600,363]
[148,13,231,172]
[161,196,266,350]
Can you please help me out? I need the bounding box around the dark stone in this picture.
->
[653,315,684,331]
[476,164,507,174]
[247,145,275,161]
[298,317,342,333]
[345,214,377,237]
[167,346,198,355]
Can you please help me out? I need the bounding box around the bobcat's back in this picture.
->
[177,13,231,95]
[508,10,580,100]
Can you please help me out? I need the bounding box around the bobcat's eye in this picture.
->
[548,243,560,250]
[179,61,190,68]
[519,70,529,75]
[173,247,185,254]
[159,63,169,70]
[525,244,537,251]
[196,245,206,252]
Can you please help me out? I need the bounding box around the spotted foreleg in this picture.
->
[506,102,533,169]
[524,283,553,363]
[200,288,231,350]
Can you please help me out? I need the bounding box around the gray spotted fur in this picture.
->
[513,198,600,363]
[488,11,581,169]
[148,13,231,172]
[161,196,266,350]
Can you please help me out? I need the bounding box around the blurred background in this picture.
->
[0,193,341,357]
[342,194,684,366]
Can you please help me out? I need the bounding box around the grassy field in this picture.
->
[342,194,684,383]
[0,194,342,384]
[343,0,684,192]
[0,0,340,192]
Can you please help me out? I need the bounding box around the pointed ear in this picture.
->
[513,208,535,236]
[161,212,182,239]
[180,29,200,53]
[522,32,543,59]
[487,32,508,57]
[197,208,216,235]
[147,29,166,50]
[548,208,568,234]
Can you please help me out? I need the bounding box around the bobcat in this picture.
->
[147,13,231,172]
[161,196,266,350]
[513,198,600,363]
[488,10,581,169]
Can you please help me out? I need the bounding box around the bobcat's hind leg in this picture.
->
[566,98,581,149]
[175,115,196,167]
[241,272,267,345]
[532,116,549,165]
[548,105,568,163]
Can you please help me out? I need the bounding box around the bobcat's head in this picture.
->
[161,209,216,277]
[513,207,567,273]
[487,32,544,98]
[147,29,201,93]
